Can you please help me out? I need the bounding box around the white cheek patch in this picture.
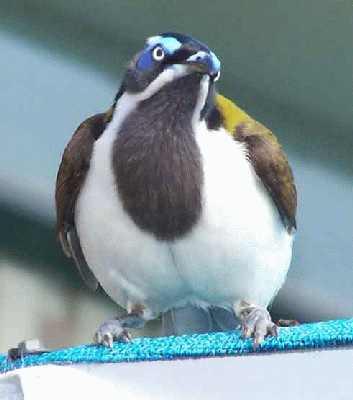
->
[121,64,190,107]
[139,65,190,99]
[116,65,209,135]
[192,75,210,130]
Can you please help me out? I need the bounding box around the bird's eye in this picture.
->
[213,71,221,82]
[152,46,165,61]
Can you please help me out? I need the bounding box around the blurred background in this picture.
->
[0,0,352,352]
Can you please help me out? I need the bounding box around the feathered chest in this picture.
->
[112,76,204,241]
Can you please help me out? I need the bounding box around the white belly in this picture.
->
[76,122,293,315]
[171,125,293,308]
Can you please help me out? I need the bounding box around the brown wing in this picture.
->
[234,120,297,232]
[55,111,112,290]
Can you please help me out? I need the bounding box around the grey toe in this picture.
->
[94,319,132,347]
[240,307,277,347]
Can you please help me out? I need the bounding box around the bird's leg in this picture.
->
[94,305,148,347]
[233,300,278,348]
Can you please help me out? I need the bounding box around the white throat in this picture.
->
[192,75,210,130]
[112,65,189,128]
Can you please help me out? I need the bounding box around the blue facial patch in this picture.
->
[148,36,182,55]
[136,36,182,71]
[136,50,154,71]
[136,34,221,75]
[210,51,221,73]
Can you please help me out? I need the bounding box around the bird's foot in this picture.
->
[94,319,132,347]
[94,309,147,348]
[236,301,278,348]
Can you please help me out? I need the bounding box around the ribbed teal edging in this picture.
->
[1,318,353,374]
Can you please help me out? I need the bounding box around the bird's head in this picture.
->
[114,33,221,123]
[123,32,220,92]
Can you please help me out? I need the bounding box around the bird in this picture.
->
[55,32,297,347]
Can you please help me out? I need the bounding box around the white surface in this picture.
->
[0,258,116,351]
[1,348,353,399]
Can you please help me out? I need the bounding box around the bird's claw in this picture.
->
[240,306,278,348]
[94,319,132,347]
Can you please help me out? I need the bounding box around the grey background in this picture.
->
[0,0,352,351]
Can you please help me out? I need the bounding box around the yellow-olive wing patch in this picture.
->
[215,94,297,232]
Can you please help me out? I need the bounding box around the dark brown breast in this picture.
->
[113,74,204,241]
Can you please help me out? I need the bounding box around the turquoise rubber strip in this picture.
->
[1,318,353,374]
